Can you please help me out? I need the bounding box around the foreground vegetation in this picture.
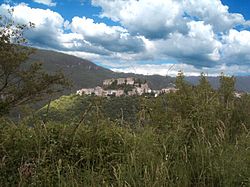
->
[1,11,249,187]
[0,74,250,186]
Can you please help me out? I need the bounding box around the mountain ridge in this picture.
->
[28,48,250,92]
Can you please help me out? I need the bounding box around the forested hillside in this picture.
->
[29,49,250,92]
[1,74,249,186]
[28,49,175,91]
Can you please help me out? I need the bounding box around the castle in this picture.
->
[76,77,177,97]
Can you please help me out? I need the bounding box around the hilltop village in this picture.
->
[76,77,177,97]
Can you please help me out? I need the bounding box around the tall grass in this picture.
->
[0,117,249,186]
[1,75,250,186]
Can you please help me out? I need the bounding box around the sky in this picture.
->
[0,0,250,76]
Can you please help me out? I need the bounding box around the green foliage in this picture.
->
[102,96,141,124]
[1,73,250,186]
[0,12,69,116]
[36,95,141,125]
[0,118,249,186]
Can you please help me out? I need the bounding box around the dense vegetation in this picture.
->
[0,12,69,117]
[1,73,250,186]
[1,10,249,187]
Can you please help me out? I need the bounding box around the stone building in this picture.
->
[136,83,149,95]
[116,89,125,97]
[128,89,137,96]
[117,78,126,85]
[126,77,135,85]
[76,88,94,96]
[105,90,117,96]
[94,86,104,96]
[161,87,178,93]
[103,79,115,86]
[77,77,152,97]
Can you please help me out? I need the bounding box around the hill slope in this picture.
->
[28,49,114,89]
[29,49,250,92]
[28,49,174,90]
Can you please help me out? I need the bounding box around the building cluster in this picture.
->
[77,86,125,97]
[234,91,245,98]
[76,77,178,97]
[103,77,135,86]
[153,87,178,97]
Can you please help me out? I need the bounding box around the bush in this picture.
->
[1,74,250,186]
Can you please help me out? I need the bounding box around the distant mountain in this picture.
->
[28,49,114,90]
[28,49,174,91]
[28,49,250,92]
[185,76,250,92]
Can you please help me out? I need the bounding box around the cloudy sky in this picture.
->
[1,0,250,76]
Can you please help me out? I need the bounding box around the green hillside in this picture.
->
[1,75,250,186]
[36,94,141,124]
[28,49,175,91]
[29,49,250,93]
[28,49,115,89]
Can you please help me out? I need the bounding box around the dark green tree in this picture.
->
[218,73,235,109]
[217,73,239,141]
[0,11,69,116]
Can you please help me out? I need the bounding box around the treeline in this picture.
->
[0,73,250,186]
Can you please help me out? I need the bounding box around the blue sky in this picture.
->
[1,0,250,76]
[222,0,250,19]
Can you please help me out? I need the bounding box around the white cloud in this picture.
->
[0,3,64,48]
[183,0,245,32]
[221,29,250,65]
[151,21,222,66]
[92,0,186,39]
[92,0,248,38]
[112,64,205,76]
[70,16,145,53]
[32,0,56,6]
[0,3,135,55]
[111,63,250,77]
[91,0,250,74]
[10,3,63,27]
[1,1,250,76]
[0,4,95,55]
[71,16,126,37]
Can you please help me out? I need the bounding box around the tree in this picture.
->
[218,73,238,142]
[174,71,194,118]
[218,73,235,109]
[0,11,69,116]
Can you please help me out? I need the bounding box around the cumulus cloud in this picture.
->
[183,0,245,32]
[0,3,64,49]
[152,21,222,67]
[70,16,145,53]
[32,0,56,6]
[1,0,250,76]
[91,0,250,74]
[0,3,143,56]
[111,63,250,77]
[92,0,186,39]
[92,0,248,38]
[221,29,250,65]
